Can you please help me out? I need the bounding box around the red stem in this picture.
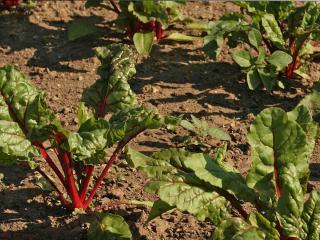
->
[36,167,70,207]
[83,144,124,208]
[60,150,83,209]
[80,165,94,201]
[54,134,83,209]
[33,142,67,189]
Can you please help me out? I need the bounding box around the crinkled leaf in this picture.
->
[133,32,154,56]
[301,191,320,239]
[183,152,257,203]
[82,44,138,118]
[126,148,230,224]
[248,213,279,239]
[212,218,267,240]
[147,174,230,224]
[276,164,304,237]
[0,65,67,165]
[261,14,285,48]
[266,51,292,71]
[231,50,252,68]
[87,213,132,240]
[77,102,94,126]
[298,82,320,123]
[246,108,310,209]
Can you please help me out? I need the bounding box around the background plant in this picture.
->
[0,43,172,211]
[199,2,320,91]
[126,83,320,239]
[72,0,193,55]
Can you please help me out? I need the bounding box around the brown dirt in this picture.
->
[0,1,320,240]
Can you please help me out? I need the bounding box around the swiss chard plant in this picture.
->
[82,0,192,55]
[126,84,320,239]
[0,43,170,211]
[201,2,320,91]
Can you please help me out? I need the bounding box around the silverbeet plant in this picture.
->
[201,1,320,91]
[126,84,320,239]
[83,0,191,55]
[0,43,169,210]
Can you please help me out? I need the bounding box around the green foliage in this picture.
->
[0,43,170,210]
[126,84,320,238]
[85,0,188,55]
[87,213,132,240]
[203,2,320,91]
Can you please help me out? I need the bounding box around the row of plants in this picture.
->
[2,1,319,91]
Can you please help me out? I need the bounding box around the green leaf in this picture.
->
[133,32,154,56]
[149,175,230,224]
[207,127,231,141]
[126,147,231,224]
[183,152,257,203]
[180,119,195,132]
[82,44,138,117]
[67,19,97,41]
[246,108,310,209]
[231,50,252,68]
[203,35,223,60]
[146,200,174,223]
[261,14,285,48]
[77,102,94,126]
[212,218,268,240]
[248,28,262,49]
[248,213,279,239]
[276,164,304,237]
[266,51,292,71]
[301,191,320,239]
[186,21,209,31]
[0,65,65,165]
[165,33,196,42]
[87,213,132,240]
[246,68,261,90]
[257,68,275,92]
[298,82,320,123]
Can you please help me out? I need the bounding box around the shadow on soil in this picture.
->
[133,44,308,120]
[0,13,121,72]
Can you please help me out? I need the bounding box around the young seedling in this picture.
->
[0,44,169,210]
[126,84,320,239]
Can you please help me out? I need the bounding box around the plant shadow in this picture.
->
[0,13,121,72]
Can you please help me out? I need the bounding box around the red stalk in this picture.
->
[36,167,70,207]
[80,165,94,201]
[60,150,83,209]
[83,144,124,208]
[33,142,67,189]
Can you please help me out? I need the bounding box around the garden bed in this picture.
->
[0,1,320,239]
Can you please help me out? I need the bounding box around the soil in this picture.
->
[0,1,320,240]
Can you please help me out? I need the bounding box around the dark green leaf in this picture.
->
[82,44,138,117]
[146,200,174,223]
